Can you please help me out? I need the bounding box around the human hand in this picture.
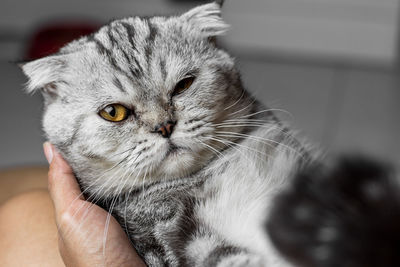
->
[43,142,145,267]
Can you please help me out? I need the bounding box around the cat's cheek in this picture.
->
[174,103,185,112]
[42,106,75,148]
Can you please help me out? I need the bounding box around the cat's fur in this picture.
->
[21,2,399,267]
[268,156,400,267]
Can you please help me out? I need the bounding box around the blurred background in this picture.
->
[0,0,399,171]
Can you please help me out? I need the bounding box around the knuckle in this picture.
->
[58,209,75,229]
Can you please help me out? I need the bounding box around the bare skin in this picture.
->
[0,190,64,266]
[0,143,145,267]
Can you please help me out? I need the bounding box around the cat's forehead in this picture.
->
[67,17,205,95]
[94,16,163,52]
[86,15,203,65]
[22,3,229,96]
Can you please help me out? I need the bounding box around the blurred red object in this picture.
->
[26,22,100,60]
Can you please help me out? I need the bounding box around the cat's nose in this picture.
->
[154,121,176,138]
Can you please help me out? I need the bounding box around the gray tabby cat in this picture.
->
[21,2,309,266]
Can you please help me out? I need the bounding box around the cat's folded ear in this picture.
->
[20,54,68,95]
[181,2,229,38]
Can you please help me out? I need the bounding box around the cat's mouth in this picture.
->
[165,142,185,157]
[155,141,201,178]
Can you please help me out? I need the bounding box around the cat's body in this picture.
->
[21,2,399,267]
[22,3,306,265]
[99,119,306,266]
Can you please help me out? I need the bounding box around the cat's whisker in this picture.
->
[67,168,127,237]
[216,131,304,159]
[123,167,144,235]
[211,136,268,166]
[74,161,141,237]
[140,167,150,195]
[102,195,118,261]
[101,165,136,261]
[194,138,224,160]
[109,139,148,158]
[223,90,245,111]
[216,131,284,152]
[83,143,143,194]
[195,139,219,159]
[217,124,274,129]
[82,174,121,212]
[227,98,256,117]
[70,149,145,237]
[65,159,125,214]
[83,145,154,255]
[211,117,294,135]
[212,134,270,158]
[101,168,136,254]
[215,123,276,130]
[90,153,135,199]
[205,136,254,162]
[110,146,137,158]
[223,118,270,124]
[58,159,133,238]
[213,123,297,141]
[237,108,294,120]
[213,119,270,125]
[88,152,144,208]
[70,150,135,209]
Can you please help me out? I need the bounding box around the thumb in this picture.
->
[44,142,84,216]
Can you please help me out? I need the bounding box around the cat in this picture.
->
[21,1,399,267]
[268,156,400,267]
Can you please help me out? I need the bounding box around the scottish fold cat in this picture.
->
[21,1,400,267]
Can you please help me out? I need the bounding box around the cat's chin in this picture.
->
[156,147,200,179]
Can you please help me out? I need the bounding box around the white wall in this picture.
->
[0,0,398,66]
[222,0,399,66]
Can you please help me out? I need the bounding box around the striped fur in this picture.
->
[22,2,309,267]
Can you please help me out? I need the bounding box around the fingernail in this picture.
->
[43,142,53,164]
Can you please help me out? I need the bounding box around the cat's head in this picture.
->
[21,2,254,196]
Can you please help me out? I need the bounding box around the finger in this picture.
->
[44,142,84,215]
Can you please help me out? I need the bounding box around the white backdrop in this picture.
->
[222,0,399,66]
[0,0,398,66]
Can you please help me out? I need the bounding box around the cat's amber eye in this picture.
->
[173,77,195,96]
[99,104,130,122]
